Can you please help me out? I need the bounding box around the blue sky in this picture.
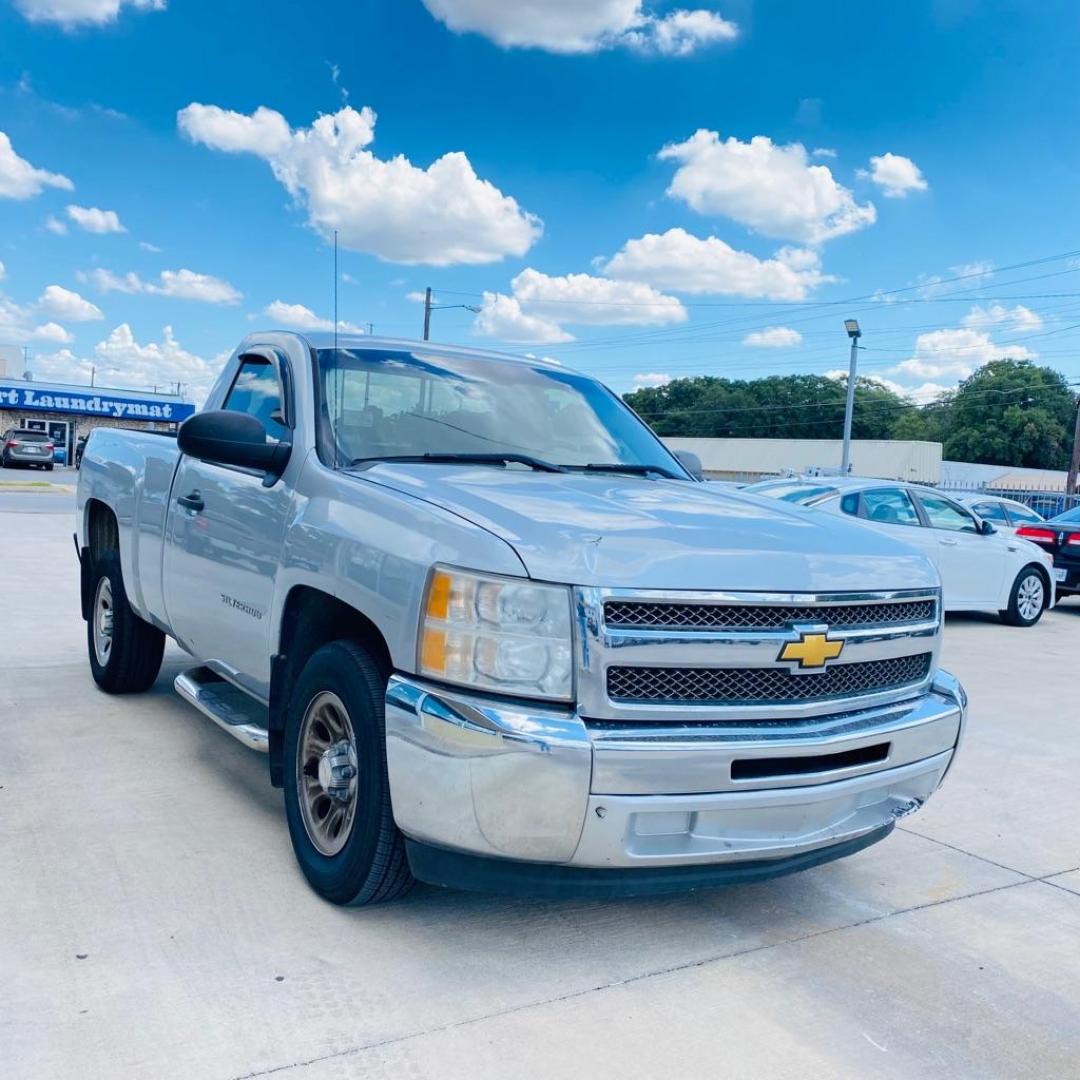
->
[1,0,1079,404]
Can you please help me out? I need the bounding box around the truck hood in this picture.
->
[357,464,939,593]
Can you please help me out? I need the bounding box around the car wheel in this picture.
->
[1000,566,1046,627]
[283,640,414,906]
[87,551,166,692]
[46,463,54,472]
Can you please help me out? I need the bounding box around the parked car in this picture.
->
[0,428,55,470]
[744,476,1055,626]
[1015,506,1080,598]
[954,493,1045,536]
[76,334,966,905]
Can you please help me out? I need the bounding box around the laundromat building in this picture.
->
[0,370,195,464]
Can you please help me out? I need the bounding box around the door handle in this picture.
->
[177,490,205,513]
[939,537,959,546]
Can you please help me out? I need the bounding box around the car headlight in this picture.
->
[418,566,574,701]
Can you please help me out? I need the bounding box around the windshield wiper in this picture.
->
[565,462,682,480]
[350,452,567,473]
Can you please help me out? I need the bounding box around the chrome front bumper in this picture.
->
[385,670,966,874]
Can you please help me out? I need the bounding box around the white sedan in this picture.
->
[744,477,1056,626]
[954,493,1045,537]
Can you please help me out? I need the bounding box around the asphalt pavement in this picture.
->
[2,491,1078,1079]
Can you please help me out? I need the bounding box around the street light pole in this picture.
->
[841,319,862,474]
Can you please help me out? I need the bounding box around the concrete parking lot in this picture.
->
[2,490,1079,1080]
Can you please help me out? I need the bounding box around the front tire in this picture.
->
[87,551,166,692]
[283,641,413,906]
[1000,567,1047,627]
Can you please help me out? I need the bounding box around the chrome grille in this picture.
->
[604,598,936,631]
[607,654,932,705]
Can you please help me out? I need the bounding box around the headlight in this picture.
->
[418,566,573,701]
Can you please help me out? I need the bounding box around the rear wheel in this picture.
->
[87,551,166,692]
[283,640,413,906]
[1000,567,1046,627]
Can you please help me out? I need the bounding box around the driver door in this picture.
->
[162,352,294,698]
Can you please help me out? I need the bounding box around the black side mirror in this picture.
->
[178,410,291,484]
[980,519,996,536]
[674,449,704,481]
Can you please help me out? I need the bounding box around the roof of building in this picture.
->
[0,373,187,405]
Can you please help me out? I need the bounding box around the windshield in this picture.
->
[1049,506,1080,524]
[744,481,839,505]
[316,347,687,476]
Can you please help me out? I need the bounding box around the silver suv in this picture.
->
[1,428,55,471]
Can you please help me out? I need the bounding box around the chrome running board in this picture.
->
[175,667,270,753]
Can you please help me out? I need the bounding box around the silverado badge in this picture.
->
[778,631,844,670]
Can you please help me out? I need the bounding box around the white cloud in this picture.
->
[0,294,73,344]
[509,268,686,325]
[632,372,672,388]
[659,131,876,245]
[859,152,928,198]
[139,240,162,253]
[405,290,430,303]
[88,267,242,304]
[825,370,947,405]
[33,325,224,406]
[66,204,126,234]
[474,294,573,344]
[264,300,364,334]
[892,327,1035,383]
[178,103,541,266]
[475,267,685,344]
[915,260,994,299]
[45,215,68,235]
[37,284,103,322]
[13,0,165,29]
[743,326,803,348]
[811,147,837,159]
[0,261,5,281]
[962,302,1042,332]
[0,131,73,200]
[421,0,736,55]
[604,228,834,300]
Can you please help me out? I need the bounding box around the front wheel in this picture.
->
[283,640,413,906]
[87,551,166,692]
[1000,567,1047,627]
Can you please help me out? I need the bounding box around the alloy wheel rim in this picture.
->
[93,577,114,666]
[297,691,359,857]
[1017,574,1044,621]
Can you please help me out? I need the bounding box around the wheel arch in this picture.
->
[268,585,393,787]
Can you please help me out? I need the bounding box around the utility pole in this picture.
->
[841,319,862,475]
[423,287,433,341]
[90,366,96,387]
[1067,397,1080,509]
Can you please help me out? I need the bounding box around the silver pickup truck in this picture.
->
[77,334,967,905]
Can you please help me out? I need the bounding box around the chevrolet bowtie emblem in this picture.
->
[778,631,844,670]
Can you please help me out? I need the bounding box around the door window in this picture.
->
[917,493,980,533]
[861,488,921,527]
[972,501,1009,525]
[1007,503,1043,526]
[224,357,288,439]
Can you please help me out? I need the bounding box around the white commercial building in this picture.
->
[663,438,943,484]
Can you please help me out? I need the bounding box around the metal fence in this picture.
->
[937,483,1080,519]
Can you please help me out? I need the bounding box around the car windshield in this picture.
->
[1049,506,1080,524]
[744,481,839,504]
[315,347,687,476]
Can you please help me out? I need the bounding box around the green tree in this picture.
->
[624,373,908,440]
[941,359,1076,468]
